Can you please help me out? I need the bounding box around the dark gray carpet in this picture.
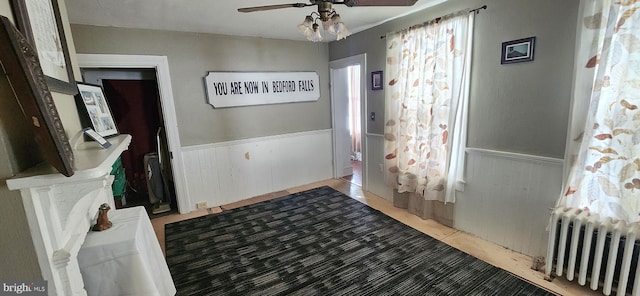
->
[165,186,555,296]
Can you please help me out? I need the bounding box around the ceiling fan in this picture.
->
[238,0,419,41]
[238,0,418,13]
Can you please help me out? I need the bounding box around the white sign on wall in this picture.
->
[204,71,320,108]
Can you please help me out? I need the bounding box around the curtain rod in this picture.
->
[380,5,487,39]
[469,5,487,14]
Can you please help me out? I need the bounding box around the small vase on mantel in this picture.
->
[91,203,113,232]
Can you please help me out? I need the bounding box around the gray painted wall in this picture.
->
[71,26,331,147]
[0,4,42,279]
[330,0,579,159]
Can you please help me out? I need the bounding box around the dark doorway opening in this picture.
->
[81,68,177,216]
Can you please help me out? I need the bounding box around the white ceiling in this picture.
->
[65,0,446,42]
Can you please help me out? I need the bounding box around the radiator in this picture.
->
[545,208,640,295]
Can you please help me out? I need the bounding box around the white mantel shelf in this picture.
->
[7,134,132,190]
[6,134,131,296]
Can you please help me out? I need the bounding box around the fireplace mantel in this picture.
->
[6,134,131,296]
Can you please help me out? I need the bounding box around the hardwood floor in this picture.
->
[151,179,600,296]
[340,160,362,186]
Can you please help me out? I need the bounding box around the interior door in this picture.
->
[330,66,353,178]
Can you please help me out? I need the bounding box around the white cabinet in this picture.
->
[6,135,131,296]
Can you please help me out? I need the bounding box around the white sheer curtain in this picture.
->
[384,10,473,203]
[348,65,362,159]
[556,0,640,222]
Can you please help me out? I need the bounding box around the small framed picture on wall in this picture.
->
[371,71,383,90]
[501,36,536,64]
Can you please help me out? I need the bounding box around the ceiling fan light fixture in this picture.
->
[331,14,342,23]
[296,8,349,41]
[317,1,334,22]
[326,14,349,37]
[336,27,351,40]
[239,0,419,42]
[307,23,323,42]
[297,15,314,35]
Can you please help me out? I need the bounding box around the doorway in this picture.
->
[81,68,176,214]
[330,54,366,188]
[77,54,189,214]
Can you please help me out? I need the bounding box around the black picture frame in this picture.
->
[11,0,78,95]
[75,82,119,138]
[372,71,383,90]
[0,16,75,176]
[501,36,536,64]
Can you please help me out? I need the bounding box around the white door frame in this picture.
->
[329,54,367,190]
[77,54,190,214]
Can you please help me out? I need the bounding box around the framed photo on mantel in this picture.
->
[11,0,78,94]
[75,83,119,138]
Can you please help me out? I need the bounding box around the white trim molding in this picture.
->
[466,147,564,165]
[183,129,331,151]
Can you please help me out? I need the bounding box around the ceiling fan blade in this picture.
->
[238,3,310,13]
[342,0,418,7]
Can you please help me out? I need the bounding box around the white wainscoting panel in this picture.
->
[454,148,564,257]
[365,134,393,201]
[182,130,333,209]
[361,139,563,257]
